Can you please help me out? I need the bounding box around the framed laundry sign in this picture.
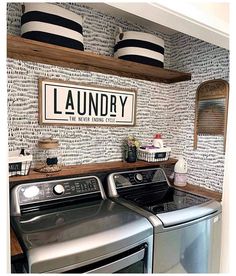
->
[39,79,137,126]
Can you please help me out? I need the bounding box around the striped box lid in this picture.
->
[114,30,164,68]
[21,3,84,51]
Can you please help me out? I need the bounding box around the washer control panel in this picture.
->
[113,168,168,189]
[17,176,102,205]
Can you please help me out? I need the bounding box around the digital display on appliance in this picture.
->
[155,152,166,159]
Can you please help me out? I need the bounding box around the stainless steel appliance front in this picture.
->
[107,168,222,273]
[153,212,221,273]
[10,176,153,273]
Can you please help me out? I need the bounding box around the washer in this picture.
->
[107,168,222,273]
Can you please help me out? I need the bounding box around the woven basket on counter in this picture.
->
[137,146,171,162]
[9,150,32,176]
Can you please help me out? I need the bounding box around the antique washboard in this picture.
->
[194,79,229,151]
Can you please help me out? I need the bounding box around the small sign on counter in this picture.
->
[39,78,137,126]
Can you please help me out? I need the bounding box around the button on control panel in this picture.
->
[18,177,101,205]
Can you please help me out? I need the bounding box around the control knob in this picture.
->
[134,173,143,182]
[53,184,65,195]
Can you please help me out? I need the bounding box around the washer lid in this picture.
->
[121,186,210,213]
[156,200,221,227]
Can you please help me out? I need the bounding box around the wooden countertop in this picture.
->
[170,182,222,202]
[9,159,177,187]
[11,228,23,257]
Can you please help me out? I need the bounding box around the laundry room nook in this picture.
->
[5,1,232,274]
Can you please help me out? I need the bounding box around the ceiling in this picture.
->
[85,2,178,35]
[177,2,229,25]
[85,2,229,49]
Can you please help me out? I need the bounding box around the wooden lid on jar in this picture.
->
[38,137,59,149]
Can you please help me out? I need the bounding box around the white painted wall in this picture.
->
[220,1,234,271]
[220,59,234,272]
[1,1,10,273]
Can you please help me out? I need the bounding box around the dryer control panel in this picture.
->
[11,176,105,215]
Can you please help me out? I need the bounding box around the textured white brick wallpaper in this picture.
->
[7,3,229,192]
[7,59,169,165]
[167,33,229,191]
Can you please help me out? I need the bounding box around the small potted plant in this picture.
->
[123,135,141,163]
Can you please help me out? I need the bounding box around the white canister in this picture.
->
[174,156,187,187]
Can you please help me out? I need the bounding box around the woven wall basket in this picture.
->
[114,30,164,68]
[21,3,84,50]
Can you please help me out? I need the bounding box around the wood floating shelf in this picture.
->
[9,158,177,187]
[7,34,191,83]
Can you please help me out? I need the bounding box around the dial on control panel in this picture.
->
[53,184,65,195]
[134,173,143,182]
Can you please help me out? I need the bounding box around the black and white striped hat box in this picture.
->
[114,31,164,68]
[21,3,84,50]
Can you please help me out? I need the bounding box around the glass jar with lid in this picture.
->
[34,137,62,173]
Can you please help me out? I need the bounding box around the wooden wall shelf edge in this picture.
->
[7,34,191,83]
[9,158,177,186]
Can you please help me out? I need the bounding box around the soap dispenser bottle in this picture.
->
[174,156,187,187]
[153,133,164,148]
